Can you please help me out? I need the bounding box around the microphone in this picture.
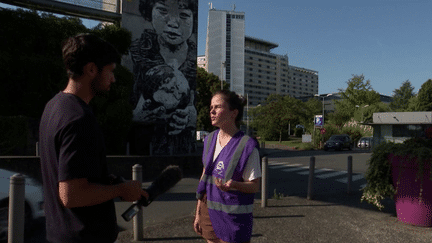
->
[121,165,183,221]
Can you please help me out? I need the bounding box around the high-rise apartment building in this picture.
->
[205,6,245,95]
[203,7,319,106]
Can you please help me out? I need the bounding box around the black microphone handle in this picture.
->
[121,185,159,221]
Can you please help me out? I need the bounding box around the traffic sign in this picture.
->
[315,115,323,126]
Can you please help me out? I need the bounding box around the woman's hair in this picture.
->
[213,90,247,127]
[62,33,120,79]
[139,0,198,33]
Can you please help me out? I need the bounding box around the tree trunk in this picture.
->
[279,130,282,143]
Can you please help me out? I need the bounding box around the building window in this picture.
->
[393,125,425,137]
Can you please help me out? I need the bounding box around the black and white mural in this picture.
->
[126,0,198,155]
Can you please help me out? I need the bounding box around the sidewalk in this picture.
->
[115,178,432,243]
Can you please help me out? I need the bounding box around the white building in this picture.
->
[368,112,432,146]
[202,7,319,106]
[205,7,245,95]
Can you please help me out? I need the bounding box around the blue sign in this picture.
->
[315,115,323,126]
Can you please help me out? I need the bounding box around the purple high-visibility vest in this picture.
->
[196,129,258,243]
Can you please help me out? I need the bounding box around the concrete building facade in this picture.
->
[205,7,245,95]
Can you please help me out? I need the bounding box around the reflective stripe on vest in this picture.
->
[207,200,254,214]
[223,135,251,183]
[203,131,216,167]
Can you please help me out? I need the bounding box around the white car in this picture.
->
[0,169,44,241]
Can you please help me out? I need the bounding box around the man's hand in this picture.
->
[119,180,149,202]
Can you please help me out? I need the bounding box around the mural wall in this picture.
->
[122,0,198,155]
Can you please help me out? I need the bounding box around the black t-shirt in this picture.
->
[39,92,118,243]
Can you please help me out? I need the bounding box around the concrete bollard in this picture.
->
[132,164,143,241]
[261,157,268,208]
[347,156,353,194]
[35,142,39,156]
[8,174,25,243]
[307,156,315,200]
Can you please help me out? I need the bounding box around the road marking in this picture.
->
[268,161,285,165]
[281,167,309,173]
[297,168,332,175]
[268,164,302,169]
[268,165,288,169]
[315,171,347,179]
[268,164,366,185]
[336,174,364,183]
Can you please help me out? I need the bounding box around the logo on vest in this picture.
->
[216,161,225,176]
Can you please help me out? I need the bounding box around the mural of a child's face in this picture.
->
[152,0,193,46]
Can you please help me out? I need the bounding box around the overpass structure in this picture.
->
[1,0,121,22]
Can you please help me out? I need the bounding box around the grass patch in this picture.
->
[262,137,315,150]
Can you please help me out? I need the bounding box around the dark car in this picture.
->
[357,137,373,149]
[324,134,353,151]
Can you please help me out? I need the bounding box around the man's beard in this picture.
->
[91,74,110,97]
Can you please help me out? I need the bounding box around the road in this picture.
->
[262,149,371,199]
[25,148,372,242]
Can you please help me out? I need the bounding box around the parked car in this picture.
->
[324,134,353,151]
[0,169,44,242]
[357,137,373,149]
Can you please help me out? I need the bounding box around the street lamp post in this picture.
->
[314,94,332,149]
[221,61,226,90]
[246,93,249,135]
[314,94,332,125]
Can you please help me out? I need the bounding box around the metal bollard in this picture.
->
[132,164,143,241]
[8,174,25,243]
[347,156,353,194]
[307,156,315,200]
[261,157,268,208]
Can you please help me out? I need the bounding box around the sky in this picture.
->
[1,0,431,96]
[198,0,432,97]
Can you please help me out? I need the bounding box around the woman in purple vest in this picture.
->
[194,90,262,243]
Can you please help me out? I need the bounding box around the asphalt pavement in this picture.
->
[114,148,432,243]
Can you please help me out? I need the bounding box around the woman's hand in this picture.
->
[214,178,237,192]
[193,200,202,236]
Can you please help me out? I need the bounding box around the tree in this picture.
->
[406,95,421,112]
[415,79,432,111]
[334,74,381,125]
[250,94,304,142]
[195,67,229,132]
[390,80,416,111]
[353,102,390,123]
[301,97,322,133]
[0,8,135,154]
